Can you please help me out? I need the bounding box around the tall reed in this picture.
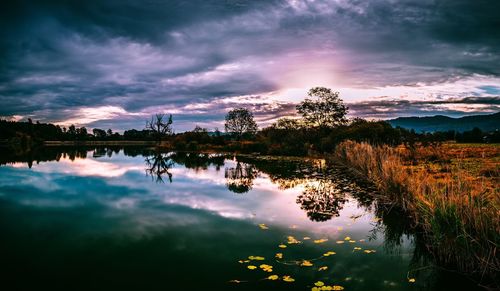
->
[334,140,499,279]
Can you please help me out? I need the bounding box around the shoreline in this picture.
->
[43,140,157,146]
[332,141,499,286]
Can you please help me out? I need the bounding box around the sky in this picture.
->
[1,0,499,132]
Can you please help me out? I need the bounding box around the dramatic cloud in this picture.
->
[1,0,499,130]
[349,96,500,119]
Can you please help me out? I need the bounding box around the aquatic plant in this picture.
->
[333,141,499,281]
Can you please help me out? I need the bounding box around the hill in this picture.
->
[387,112,500,132]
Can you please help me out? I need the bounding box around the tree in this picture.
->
[68,125,76,136]
[77,127,88,139]
[271,118,302,130]
[192,125,207,133]
[296,87,348,129]
[93,128,107,138]
[224,108,258,140]
[146,113,173,144]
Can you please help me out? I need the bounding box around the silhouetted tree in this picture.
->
[225,108,258,140]
[93,128,107,138]
[271,117,303,130]
[146,114,173,144]
[68,125,77,136]
[77,127,88,140]
[296,87,348,128]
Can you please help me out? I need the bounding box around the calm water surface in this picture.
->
[0,148,481,291]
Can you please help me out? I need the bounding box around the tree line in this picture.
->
[1,87,498,155]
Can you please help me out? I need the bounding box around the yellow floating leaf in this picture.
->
[303,236,311,240]
[314,281,325,287]
[344,236,351,240]
[353,247,362,251]
[260,265,273,273]
[318,266,328,271]
[301,260,313,267]
[321,286,333,291]
[278,244,287,248]
[247,265,257,270]
[248,256,265,260]
[349,240,356,243]
[323,251,336,256]
[282,275,295,282]
[332,286,344,290]
[238,260,250,263]
[287,236,300,244]
[259,264,273,272]
[229,279,242,283]
[275,253,283,259]
[267,275,279,280]
[258,223,269,230]
[336,241,344,244]
[312,287,320,291]
[408,278,416,283]
[314,238,328,244]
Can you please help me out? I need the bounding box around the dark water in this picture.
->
[0,147,481,291]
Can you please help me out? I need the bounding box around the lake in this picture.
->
[0,147,481,291]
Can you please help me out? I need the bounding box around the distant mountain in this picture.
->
[387,112,500,132]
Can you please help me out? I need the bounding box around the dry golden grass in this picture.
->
[334,141,500,277]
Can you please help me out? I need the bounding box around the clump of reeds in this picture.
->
[334,140,500,279]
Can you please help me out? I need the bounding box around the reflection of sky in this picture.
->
[2,152,481,291]
[0,150,395,244]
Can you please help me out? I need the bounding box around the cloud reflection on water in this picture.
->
[0,150,381,239]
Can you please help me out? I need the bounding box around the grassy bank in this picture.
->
[334,141,499,281]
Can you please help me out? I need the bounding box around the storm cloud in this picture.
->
[1,0,499,130]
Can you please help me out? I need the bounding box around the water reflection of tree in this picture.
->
[296,179,347,222]
[236,156,326,190]
[144,152,174,183]
[0,146,92,168]
[225,162,257,194]
[170,152,225,171]
[273,178,310,190]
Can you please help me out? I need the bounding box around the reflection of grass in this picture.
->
[334,141,499,280]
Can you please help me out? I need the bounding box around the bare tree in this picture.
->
[146,114,173,144]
